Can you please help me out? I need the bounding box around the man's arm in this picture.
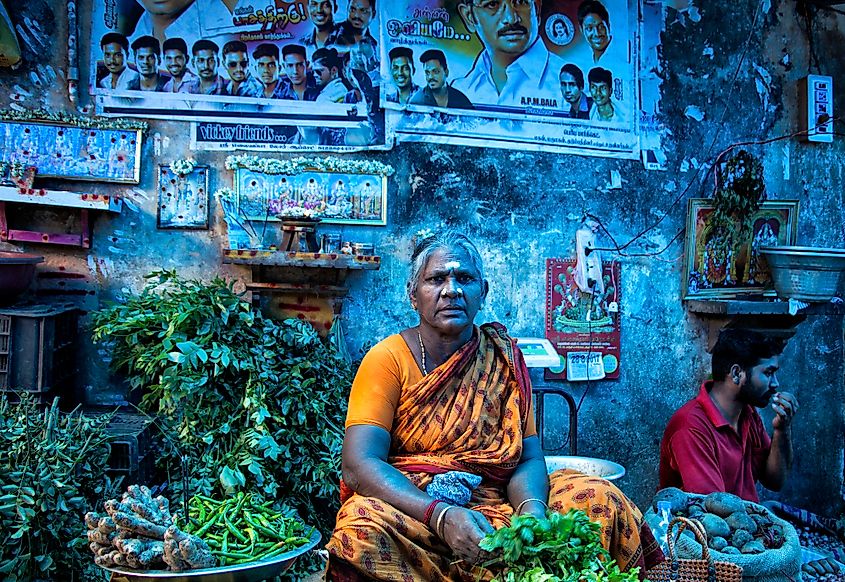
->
[759,392,798,491]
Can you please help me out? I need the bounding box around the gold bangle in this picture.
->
[435,505,456,538]
[515,498,548,516]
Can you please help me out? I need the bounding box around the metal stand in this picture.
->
[533,384,578,455]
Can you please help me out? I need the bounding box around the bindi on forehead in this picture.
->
[444,261,461,270]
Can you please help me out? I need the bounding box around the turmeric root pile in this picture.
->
[86,484,216,571]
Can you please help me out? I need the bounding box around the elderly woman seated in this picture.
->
[326,231,662,581]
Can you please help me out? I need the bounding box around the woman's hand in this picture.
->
[437,507,494,564]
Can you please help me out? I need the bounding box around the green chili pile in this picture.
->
[182,492,313,566]
[479,509,641,582]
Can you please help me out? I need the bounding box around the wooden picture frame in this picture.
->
[156,165,210,229]
[234,167,387,226]
[0,119,143,183]
[682,199,799,300]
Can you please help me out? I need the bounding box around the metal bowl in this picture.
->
[99,530,321,582]
[761,246,845,301]
[544,455,626,481]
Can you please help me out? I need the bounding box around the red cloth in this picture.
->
[659,381,771,502]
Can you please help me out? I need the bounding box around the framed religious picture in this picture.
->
[0,113,144,183]
[156,164,210,229]
[682,199,800,300]
[228,156,391,226]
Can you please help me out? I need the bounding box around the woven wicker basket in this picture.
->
[648,517,743,582]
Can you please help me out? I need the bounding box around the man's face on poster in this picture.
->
[135,48,159,77]
[308,0,336,28]
[423,60,447,91]
[348,0,373,33]
[312,60,335,88]
[589,80,610,106]
[581,12,610,53]
[225,51,249,82]
[391,56,413,90]
[460,0,539,57]
[284,53,308,87]
[194,49,218,81]
[163,49,188,78]
[559,72,582,104]
[256,55,279,85]
[138,0,194,16]
[103,43,126,74]
[553,20,565,37]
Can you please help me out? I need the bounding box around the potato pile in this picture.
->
[86,484,216,571]
[654,488,785,555]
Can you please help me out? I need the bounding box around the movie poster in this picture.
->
[380,0,641,158]
[90,0,388,151]
[545,258,621,381]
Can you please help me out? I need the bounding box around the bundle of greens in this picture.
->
[479,509,641,582]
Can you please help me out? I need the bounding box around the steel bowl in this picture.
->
[99,530,321,582]
[544,455,626,481]
[761,246,845,301]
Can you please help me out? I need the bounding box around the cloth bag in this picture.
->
[648,517,744,582]
[646,492,803,582]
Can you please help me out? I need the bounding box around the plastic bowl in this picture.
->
[0,252,43,305]
[544,455,626,481]
[761,246,845,302]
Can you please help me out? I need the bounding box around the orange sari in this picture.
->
[327,323,661,581]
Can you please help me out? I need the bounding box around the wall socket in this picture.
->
[798,74,833,143]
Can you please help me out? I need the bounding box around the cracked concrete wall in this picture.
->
[2,0,843,514]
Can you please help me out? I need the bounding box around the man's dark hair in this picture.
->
[222,40,248,57]
[560,63,584,89]
[712,329,785,381]
[419,49,447,70]
[100,32,129,52]
[587,66,612,87]
[162,37,188,55]
[192,39,220,55]
[577,0,610,27]
[252,42,279,60]
[389,46,413,63]
[131,35,161,56]
[312,47,341,70]
[282,44,307,59]
[351,0,374,9]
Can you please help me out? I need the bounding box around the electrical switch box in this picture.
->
[798,74,833,143]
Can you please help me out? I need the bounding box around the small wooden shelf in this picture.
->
[245,282,349,297]
[0,186,122,248]
[222,249,380,270]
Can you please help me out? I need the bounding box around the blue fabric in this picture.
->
[425,471,482,506]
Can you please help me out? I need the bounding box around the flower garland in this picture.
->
[171,158,197,177]
[225,154,394,177]
[0,108,148,131]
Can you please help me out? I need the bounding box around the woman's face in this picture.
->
[412,246,487,337]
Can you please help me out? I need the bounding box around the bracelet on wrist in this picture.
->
[435,505,456,538]
[515,497,548,516]
[423,499,443,526]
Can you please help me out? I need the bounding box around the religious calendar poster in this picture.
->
[545,258,621,381]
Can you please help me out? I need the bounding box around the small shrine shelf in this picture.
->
[0,186,122,248]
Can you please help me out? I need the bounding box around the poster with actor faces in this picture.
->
[380,0,642,158]
[90,0,388,151]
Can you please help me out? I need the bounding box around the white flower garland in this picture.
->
[171,158,197,177]
[225,154,394,177]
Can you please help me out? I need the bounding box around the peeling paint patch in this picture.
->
[702,46,714,59]
[782,144,790,181]
[684,105,705,121]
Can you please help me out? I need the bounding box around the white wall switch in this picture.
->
[799,74,833,143]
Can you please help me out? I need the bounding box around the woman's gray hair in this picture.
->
[406,231,486,299]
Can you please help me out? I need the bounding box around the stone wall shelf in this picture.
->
[685,299,844,349]
[0,186,122,248]
[222,249,380,270]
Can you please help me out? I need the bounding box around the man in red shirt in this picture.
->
[659,329,799,502]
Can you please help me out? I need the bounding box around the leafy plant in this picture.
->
[479,510,641,582]
[709,149,766,241]
[0,395,116,581]
[90,271,354,539]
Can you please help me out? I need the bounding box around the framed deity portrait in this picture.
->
[0,118,143,183]
[156,165,210,229]
[682,199,799,300]
[234,168,387,226]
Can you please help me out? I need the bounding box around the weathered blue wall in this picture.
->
[2,0,843,514]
